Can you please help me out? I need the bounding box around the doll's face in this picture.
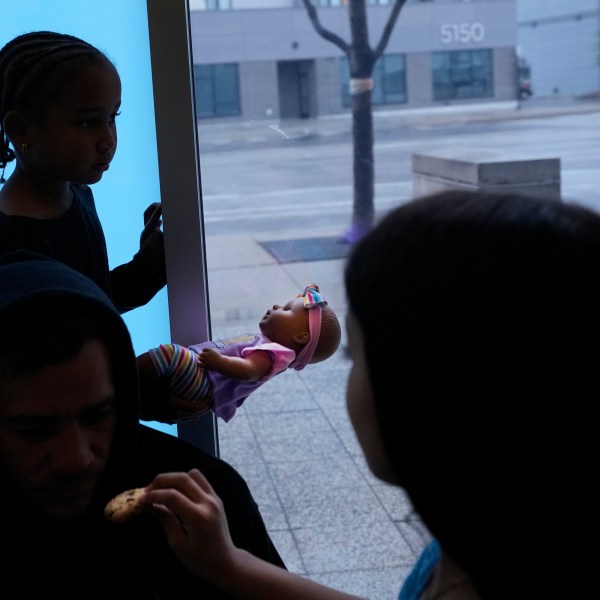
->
[259,296,309,349]
[345,311,396,484]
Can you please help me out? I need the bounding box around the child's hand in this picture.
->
[143,202,162,233]
[168,392,212,424]
[138,202,166,282]
[143,469,238,582]
[140,202,164,250]
[198,347,222,370]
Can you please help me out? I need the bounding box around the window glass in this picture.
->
[195,66,216,117]
[203,0,232,9]
[190,1,599,597]
[432,49,493,100]
[376,54,407,104]
[194,64,240,118]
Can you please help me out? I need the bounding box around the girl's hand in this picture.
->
[168,393,212,424]
[138,202,166,283]
[141,202,163,247]
[140,202,165,256]
[143,472,366,599]
[142,469,238,582]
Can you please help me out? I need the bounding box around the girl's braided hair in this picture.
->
[0,31,109,180]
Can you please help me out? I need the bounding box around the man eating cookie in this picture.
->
[0,251,285,599]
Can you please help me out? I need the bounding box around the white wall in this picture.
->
[517,0,600,96]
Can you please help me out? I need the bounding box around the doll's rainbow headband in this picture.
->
[291,283,327,371]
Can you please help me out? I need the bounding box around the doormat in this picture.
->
[259,236,351,264]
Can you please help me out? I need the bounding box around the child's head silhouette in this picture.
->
[0,31,119,185]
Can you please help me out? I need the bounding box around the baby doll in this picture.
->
[138,284,341,424]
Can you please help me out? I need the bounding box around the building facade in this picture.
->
[189,0,519,122]
[517,0,600,98]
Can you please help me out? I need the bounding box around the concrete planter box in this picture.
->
[412,150,561,201]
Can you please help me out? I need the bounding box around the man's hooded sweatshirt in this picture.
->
[0,251,285,599]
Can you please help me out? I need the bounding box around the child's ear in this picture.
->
[292,331,310,346]
[3,110,28,143]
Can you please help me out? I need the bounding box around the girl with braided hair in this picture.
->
[0,30,165,314]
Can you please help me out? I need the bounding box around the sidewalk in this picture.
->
[209,240,426,599]
[204,183,429,598]
[198,95,600,151]
[203,95,600,599]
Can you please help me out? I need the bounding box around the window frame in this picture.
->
[147,0,218,455]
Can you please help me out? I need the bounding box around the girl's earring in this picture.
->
[21,143,28,154]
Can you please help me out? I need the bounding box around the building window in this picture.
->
[318,0,392,4]
[432,49,493,101]
[341,54,407,107]
[205,0,231,9]
[194,63,240,118]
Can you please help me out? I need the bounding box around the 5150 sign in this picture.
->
[440,23,485,44]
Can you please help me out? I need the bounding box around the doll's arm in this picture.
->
[199,347,272,381]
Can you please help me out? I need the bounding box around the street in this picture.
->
[198,109,600,237]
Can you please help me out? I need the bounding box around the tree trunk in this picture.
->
[344,0,376,243]
[301,0,408,243]
[348,86,375,243]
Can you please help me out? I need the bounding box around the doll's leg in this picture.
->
[148,343,213,422]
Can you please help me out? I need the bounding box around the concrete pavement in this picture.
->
[203,95,600,599]
[198,95,600,151]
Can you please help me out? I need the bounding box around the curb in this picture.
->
[198,99,600,149]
